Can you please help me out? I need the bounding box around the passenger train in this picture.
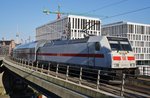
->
[12,36,138,75]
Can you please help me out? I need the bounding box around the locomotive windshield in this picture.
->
[107,37,132,51]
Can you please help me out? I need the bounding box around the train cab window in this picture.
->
[120,41,132,51]
[108,39,132,51]
[95,42,100,51]
[109,41,121,51]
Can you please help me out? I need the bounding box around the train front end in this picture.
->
[107,37,138,74]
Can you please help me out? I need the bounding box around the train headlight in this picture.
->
[130,63,135,67]
[114,63,119,67]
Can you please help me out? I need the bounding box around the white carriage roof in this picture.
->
[15,41,38,49]
[44,37,89,46]
[15,40,47,49]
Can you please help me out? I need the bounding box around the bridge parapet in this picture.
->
[3,57,119,98]
[2,57,150,98]
[0,56,4,61]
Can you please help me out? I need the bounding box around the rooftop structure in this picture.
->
[36,15,101,41]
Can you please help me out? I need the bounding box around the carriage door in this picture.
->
[88,42,95,66]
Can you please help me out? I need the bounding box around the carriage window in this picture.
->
[95,42,100,51]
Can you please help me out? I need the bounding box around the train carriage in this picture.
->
[37,36,137,74]
[13,36,138,74]
[13,40,46,62]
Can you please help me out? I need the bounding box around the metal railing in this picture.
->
[6,57,150,97]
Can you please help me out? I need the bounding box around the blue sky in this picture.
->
[0,0,150,42]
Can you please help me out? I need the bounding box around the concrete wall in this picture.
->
[0,72,6,95]
[0,57,6,95]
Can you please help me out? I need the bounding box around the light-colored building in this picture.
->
[102,21,150,67]
[36,15,101,41]
[0,40,16,55]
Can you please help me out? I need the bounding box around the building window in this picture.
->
[96,21,100,30]
[128,24,134,33]
[74,30,77,38]
[141,42,144,47]
[81,19,83,29]
[122,24,127,34]
[141,26,144,34]
[146,27,150,34]
[69,17,70,23]
[78,18,80,29]
[72,18,74,29]
[75,18,77,29]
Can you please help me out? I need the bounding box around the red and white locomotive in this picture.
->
[13,36,138,74]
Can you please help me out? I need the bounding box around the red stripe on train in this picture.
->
[15,52,104,58]
[37,53,104,58]
[127,56,135,60]
[113,56,121,60]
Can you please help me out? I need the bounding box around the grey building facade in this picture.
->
[36,15,101,41]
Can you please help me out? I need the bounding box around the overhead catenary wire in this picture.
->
[44,1,128,18]
[82,0,128,15]
[102,6,150,19]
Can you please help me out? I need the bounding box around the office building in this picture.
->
[36,15,101,41]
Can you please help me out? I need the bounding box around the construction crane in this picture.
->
[43,5,69,19]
